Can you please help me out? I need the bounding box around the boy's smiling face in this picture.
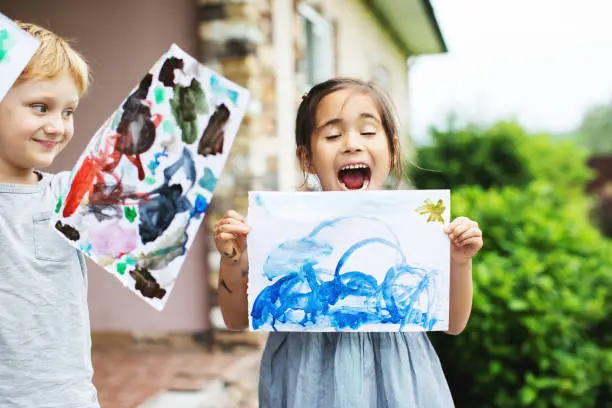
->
[0,73,79,183]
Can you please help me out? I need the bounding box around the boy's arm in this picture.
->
[218,250,249,330]
[446,258,473,335]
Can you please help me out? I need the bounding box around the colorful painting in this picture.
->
[247,190,451,332]
[0,13,40,102]
[52,44,250,310]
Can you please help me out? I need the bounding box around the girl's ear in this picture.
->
[296,146,311,173]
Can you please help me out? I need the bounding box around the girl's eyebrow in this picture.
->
[317,113,381,130]
[317,118,343,130]
[360,113,381,123]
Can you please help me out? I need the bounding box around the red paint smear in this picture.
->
[62,109,162,218]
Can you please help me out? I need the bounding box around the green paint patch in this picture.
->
[124,207,137,223]
[198,168,217,192]
[125,256,137,265]
[54,197,63,214]
[0,29,13,63]
[117,263,127,275]
[162,119,176,135]
[145,176,157,185]
[170,81,208,144]
[154,86,166,104]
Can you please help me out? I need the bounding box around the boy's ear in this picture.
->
[296,146,311,173]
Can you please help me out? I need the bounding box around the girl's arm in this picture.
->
[444,216,482,335]
[446,258,473,335]
[218,250,249,330]
[213,210,250,331]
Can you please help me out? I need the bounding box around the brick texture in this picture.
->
[91,333,263,408]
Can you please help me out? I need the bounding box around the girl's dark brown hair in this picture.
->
[295,77,403,185]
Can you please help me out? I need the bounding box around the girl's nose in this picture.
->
[342,131,363,153]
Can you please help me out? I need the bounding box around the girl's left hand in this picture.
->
[444,216,483,262]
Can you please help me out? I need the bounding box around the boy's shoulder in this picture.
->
[38,170,71,201]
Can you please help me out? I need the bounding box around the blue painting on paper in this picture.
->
[247,190,450,332]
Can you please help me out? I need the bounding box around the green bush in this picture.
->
[433,183,612,407]
[409,121,612,407]
[411,121,592,191]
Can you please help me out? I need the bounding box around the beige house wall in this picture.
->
[320,0,410,125]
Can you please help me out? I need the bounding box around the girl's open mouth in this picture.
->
[338,163,371,190]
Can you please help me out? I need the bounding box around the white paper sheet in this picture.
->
[247,190,451,332]
[0,13,40,102]
[52,44,250,310]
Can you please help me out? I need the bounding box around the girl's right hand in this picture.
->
[213,210,250,263]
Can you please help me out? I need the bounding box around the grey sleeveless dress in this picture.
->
[258,331,454,408]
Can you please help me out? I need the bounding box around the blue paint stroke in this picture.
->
[147,147,169,175]
[210,74,239,106]
[116,147,212,272]
[198,167,217,192]
[143,193,208,267]
[138,147,198,244]
[80,242,92,256]
[193,194,208,214]
[254,193,263,207]
[251,216,439,332]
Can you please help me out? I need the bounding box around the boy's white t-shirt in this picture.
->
[0,172,99,408]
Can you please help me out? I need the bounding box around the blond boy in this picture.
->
[0,22,99,407]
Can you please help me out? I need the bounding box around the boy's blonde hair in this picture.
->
[15,22,89,96]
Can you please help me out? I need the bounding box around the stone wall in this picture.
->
[196,0,278,328]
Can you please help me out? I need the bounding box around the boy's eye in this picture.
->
[62,109,75,118]
[31,104,48,113]
[325,134,341,140]
[361,132,377,136]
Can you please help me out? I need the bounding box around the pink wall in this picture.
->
[1,0,211,331]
